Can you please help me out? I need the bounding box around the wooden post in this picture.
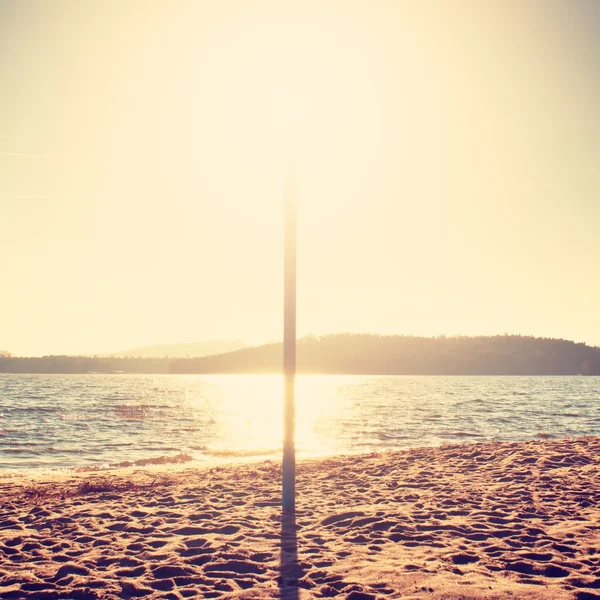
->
[282,165,296,514]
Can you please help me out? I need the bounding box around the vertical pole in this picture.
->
[282,165,296,514]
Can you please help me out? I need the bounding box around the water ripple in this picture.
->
[0,374,598,470]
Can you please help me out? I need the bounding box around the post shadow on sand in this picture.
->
[279,509,304,600]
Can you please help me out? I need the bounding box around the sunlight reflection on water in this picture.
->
[0,374,598,470]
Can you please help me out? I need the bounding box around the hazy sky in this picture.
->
[1,0,599,356]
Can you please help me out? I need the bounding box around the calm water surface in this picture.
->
[0,374,598,471]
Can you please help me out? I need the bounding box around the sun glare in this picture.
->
[207,22,379,167]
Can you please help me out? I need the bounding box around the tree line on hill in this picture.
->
[1,335,599,375]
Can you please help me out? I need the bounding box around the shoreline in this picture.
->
[1,437,600,599]
[0,432,579,480]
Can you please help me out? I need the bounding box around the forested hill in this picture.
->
[1,335,599,375]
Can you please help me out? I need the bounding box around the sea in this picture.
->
[0,374,598,472]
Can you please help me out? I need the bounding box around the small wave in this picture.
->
[61,414,89,421]
[9,406,65,413]
[104,442,134,448]
[205,448,279,458]
[0,441,47,448]
[376,432,411,441]
[442,431,486,438]
[75,452,194,472]
[170,427,200,433]
[47,447,83,454]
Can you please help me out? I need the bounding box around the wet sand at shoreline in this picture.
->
[1,437,599,599]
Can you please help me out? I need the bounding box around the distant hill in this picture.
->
[169,334,600,376]
[111,340,247,358]
[1,335,599,375]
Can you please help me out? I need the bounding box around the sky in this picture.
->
[1,0,599,356]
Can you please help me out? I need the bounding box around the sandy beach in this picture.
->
[1,437,599,599]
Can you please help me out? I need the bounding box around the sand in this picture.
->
[1,437,599,599]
